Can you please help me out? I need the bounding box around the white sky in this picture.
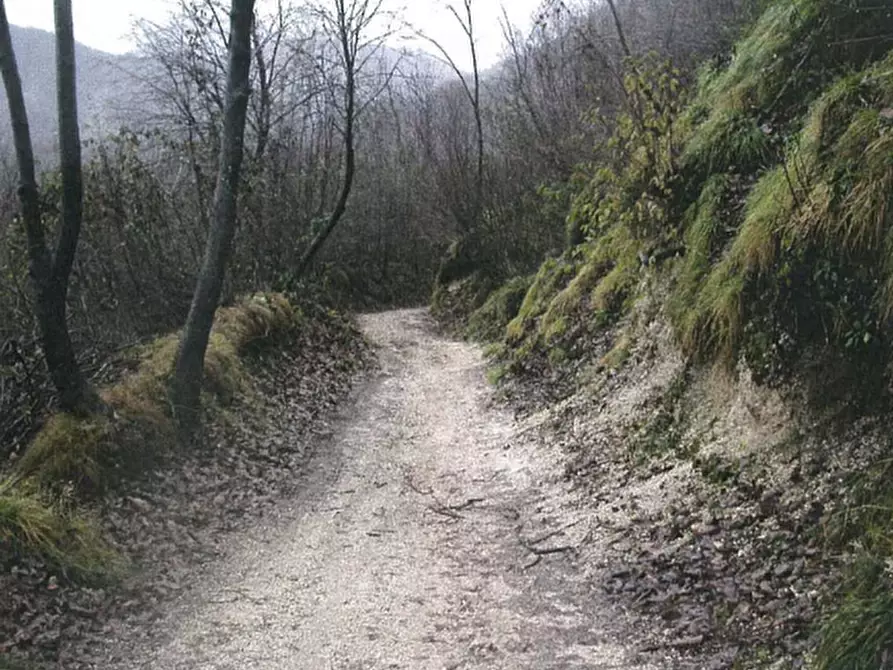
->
[3,0,542,70]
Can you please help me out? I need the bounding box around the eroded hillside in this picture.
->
[439,1,893,666]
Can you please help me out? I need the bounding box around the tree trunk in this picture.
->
[291,0,358,280]
[171,0,256,429]
[292,94,355,278]
[0,0,98,414]
[466,0,484,227]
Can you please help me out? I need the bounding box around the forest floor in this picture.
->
[83,309,681,670]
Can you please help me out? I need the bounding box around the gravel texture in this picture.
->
[1,307,369,668]
[88,308,667,669]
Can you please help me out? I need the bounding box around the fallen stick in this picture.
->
[426,504,464,520]
[526,519,581,546]
[448,497,486,511]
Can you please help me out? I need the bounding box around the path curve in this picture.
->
[102,309,660,669]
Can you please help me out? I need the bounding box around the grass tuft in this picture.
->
[506,255,578,343]
[817,554,893,670]
[0,480,123,580]
[466,275,533,343]
[817,457,893,669]
[4,292,303,580]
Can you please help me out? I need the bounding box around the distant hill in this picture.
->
[0,25,145,162]
[0,25,459,166]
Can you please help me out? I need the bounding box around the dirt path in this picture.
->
[98,309,661,670]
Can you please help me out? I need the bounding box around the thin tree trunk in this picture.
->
[54,0,84,292]
[466,0,484,225]
[292,0,358,279]
[171,0,256,429]
[427,0,484,235]
[605,0,632,59]
[0,0,98,414]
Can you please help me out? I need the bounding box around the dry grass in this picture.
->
[0,479,123,580]
[4,293,303,579]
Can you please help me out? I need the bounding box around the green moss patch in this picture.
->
[506,254,579,344]
[466,275,533,343]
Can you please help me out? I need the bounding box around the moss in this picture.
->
[466,275,534,343]
[686,0,890,127]
[16,292,301,494]
[671,174,732,316]
[681,109,769,181]
[600,333,633,370]
[542,315,569,344]
[547,346,568,366]
[14,415,109,492]
[677,0,893,238]
[482,341,507,359]
[506,255,578,343]
[676,258,746,363]
[540,260,606,342]
[729,166,793,273]
[485,363,509,386]
[591,264,636,313]
[214,293,300,350]
[677,52,893,369]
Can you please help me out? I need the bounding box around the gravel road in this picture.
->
[100,309,660,670]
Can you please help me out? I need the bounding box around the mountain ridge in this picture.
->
[0,24,148,161]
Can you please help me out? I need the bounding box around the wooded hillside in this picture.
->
[439,0,893,667]
[2,0,892,667]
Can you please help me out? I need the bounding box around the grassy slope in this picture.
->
[0,293,324,581]
[452,0,893,666]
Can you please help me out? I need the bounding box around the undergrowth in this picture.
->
[450,0,893,664]
[0,480,122,581]
[817,457,893,669]
[0,292,304,580]
[466,275,533,342]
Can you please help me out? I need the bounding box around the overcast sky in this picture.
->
[3,0,542,71]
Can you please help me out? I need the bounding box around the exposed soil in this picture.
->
[495,308,887,669]
[76,309,675,669]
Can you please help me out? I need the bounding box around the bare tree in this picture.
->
[292,0,388,279]
[171,0,256,427]
[0,0,100,414]
[418,0,483,232]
